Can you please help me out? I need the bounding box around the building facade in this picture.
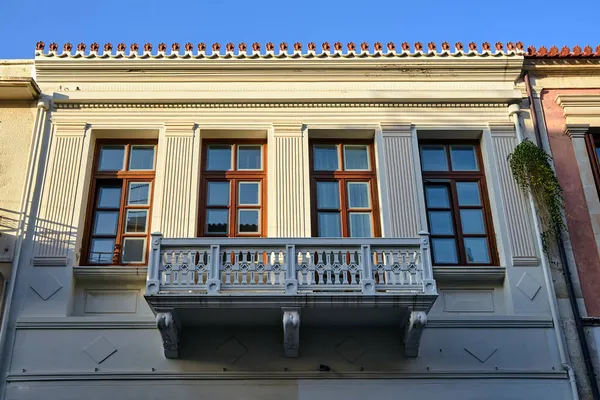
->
[526,45,600,399]
[0,41,584,399]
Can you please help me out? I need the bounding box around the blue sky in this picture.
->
[1,0,599,59]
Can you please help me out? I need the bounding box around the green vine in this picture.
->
[508,139,566,252]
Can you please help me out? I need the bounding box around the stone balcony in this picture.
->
[144,233,438,359]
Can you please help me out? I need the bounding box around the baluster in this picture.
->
[224,250,232,284]
[241,251,248,285]
[317,250,324,285]
[333,251,341,285]
[325,251,332,285]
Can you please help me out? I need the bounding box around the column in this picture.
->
[267,124,310,237]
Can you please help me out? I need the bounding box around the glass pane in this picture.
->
[313,145,339,171]
[129,145,155,170]
[465,238,490,264]
[97,186,121,208]
[98,145,125,171]
[421,145,448,171]
[128,182,150,205]
[206,145,232,171]
[317,181,340,209]
[125,210,148,233]
[344,145,369,170]
[460,209,486,234]
[207,182,230,206]
[349,213,372,237]
[93,211,119,235]
[596,147,600,163]
[206,209,228,234]
[238,209,259,233]
[456,182,481,206]
[428,211,454,235]
[425,185,450,208]
[89,238,115,264]
[450,145,478,171]
[347,182,370,208]
[238,182,259,205]
[122,238,146,263]
[431,238,458,264]
[318,212,341,237]
[237,146,262,170]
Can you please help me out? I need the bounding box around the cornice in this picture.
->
[556,94,600,108]
[0,77,41,100]
[564,124,590,139]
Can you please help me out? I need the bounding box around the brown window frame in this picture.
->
[309,139,381,238]
[198,139,267,237]
[82,139,157,266]
[420,140,498,266]
[585,130,600,197]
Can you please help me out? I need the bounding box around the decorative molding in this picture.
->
[403,311,427,357]
[556,94,600,108]
[564,124,590,139]
[73,266,147,281]
[512,256,539,266]
[379,123,412,136]
[433,266,506,281]
[163,122,196,136]
[52,122,88,136]
[487,122,515,136]
[426,317,553,328]
[156,312,180,359]
[272,123,304,137]
[16,317,155,330]
[526,44,600,58]
[32,256,68,267]
[282,308,300,357]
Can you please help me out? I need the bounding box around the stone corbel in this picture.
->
[282,308,301,357]
[156,312,180,358]
[404,311,427,357]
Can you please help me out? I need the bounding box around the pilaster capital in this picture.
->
[272,123,305,137]
[564,124,590,139]
[487,122,515,137]
[163,122,196,137]
[379,123,412,136]
[53,121,88,137]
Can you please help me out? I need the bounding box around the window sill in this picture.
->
[433,265,505,282]
[73,265,148,282]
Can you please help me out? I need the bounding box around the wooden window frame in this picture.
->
[82,139,157,266]
[309,139,381,238]
[198,139,267,237]
[585,130,600,197]
[420,140,498,266]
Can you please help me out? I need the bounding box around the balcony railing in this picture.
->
[145,234,436,297]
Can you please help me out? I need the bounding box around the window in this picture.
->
[420,141,497,265]
[200,141,266,237]
[585,131,600,197]
[84,140,156,265]
[310,141,380,237]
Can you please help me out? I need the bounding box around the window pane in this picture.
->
[238,182,259,205]
[344,145,369,170]
[456,182,481,206]
[421,145,448,171]
[428,211,454,235]
[207,182,230,206]
[317,181,340,209]
[206,210,228,234]
[128,182,150,205]
[450,145,478,171]
[238,209,259,233]
[93,211,119,235]
[98,186,122,208]
[318,212,341,237]
[98,146,125,171]
[125,210,148,233]
[122,238,146,263]
[347,182,370,208]
[129,146,155,170]
[89,238,115,264]
[349,213,372,237]
[425,185,450,208]
[596,146,600,163]
[460,209,485,234]
[313,145,339,171]
[464,238,490,264]
[237,146,262,170]
[206,145,232,171]
[431,238,458,264]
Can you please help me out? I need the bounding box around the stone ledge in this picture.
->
[73,266,148,282]
[433,266,506,282]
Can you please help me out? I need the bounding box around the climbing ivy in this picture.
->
[508,139,566,252]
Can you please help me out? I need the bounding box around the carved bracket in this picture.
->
[282,308,301,357]
[156,312,180,358]
[404,311,427,357]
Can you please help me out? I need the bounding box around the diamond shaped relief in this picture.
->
[84,336,117,364]
[335,337,365,363]
[464,343,497,363]
[216,337,247,364]
[29,272,62,301]
[517,272,542,300]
